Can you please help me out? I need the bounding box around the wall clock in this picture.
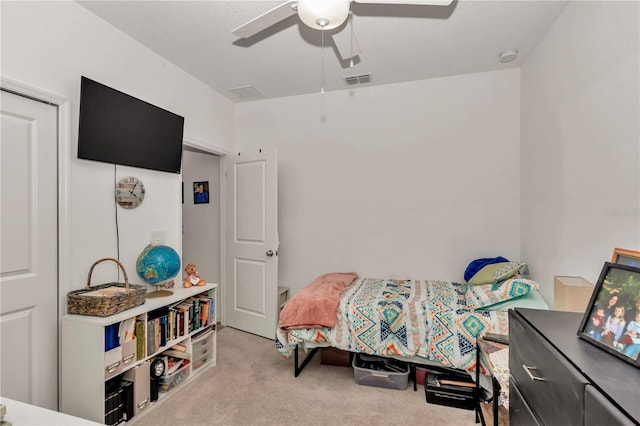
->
[115,176,145,209]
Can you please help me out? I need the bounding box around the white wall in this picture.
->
[236,69,522,295]
[1,1,235,298]
[521,1,640,304]
[6,0,633,318]
[182,150,221,288]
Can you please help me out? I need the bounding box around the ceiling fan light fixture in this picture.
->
[297,0,350,30]
[316,17,330,27]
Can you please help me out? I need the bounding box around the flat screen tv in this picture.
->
[78,76,184,173]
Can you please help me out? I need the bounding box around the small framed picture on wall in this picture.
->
[193,181,209,204]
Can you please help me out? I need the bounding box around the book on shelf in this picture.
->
[192,326,213,340]
[172,343,187,352]
[167,308,176,341]
[135,320,146,360]
[198,297,211,328]
[145,307,168,356]
[159,315,168,347]
[120,379,134,421]
[189,297,201,330]
[163,348,191,360]
[154,318,160,351]
[167,300,185,342]
[104,379,124,426]
[105,322,119,352]
[167,358,184,375]
[148,306,169,321]
[177,310,184,338]
[194,293,215,327]
[146,318,155,357]
[177,301,194,333]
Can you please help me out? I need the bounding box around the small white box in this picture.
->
[104,346,123,379]
[121,339,137,367]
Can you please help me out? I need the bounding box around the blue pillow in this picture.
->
[464,256,509,282]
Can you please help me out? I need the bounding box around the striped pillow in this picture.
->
[465,278,538,309]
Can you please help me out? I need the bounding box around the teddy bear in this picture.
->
[183,263,206,288]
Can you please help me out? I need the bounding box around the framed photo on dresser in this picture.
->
[578,262,640,367]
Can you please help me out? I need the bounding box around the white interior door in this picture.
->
[0,90,58,409]
[225,148,278,339]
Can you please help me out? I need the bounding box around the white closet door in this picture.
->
[1,90,59,409]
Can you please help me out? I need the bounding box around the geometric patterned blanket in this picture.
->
[276,278,509,373]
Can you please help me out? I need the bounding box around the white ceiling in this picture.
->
[78,0,569,103]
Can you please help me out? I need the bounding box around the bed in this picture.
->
[275,270,548,378]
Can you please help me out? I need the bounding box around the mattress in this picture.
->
[276,277,528,372]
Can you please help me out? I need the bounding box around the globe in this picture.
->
[136,244,181,298]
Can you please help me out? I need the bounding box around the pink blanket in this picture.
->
[278,272,358,330]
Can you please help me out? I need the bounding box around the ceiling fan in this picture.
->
[232,0,454,61]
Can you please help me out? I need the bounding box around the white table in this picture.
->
[0,397,101,425]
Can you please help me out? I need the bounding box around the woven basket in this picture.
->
[67,257,146,317]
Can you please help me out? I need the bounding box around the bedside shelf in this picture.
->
[553,275,594,312]
[476,337,509,426]
[278,286,289,312]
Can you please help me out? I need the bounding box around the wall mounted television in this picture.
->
[77,76,185,173]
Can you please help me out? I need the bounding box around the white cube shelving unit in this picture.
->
[61,283,217,424]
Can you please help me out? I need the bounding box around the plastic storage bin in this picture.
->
[159,361,190,393]
[191,328,213,354]
[353,353,409,390]
[191,350,211,372]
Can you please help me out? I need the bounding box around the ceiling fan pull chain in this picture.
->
[321,29,325,94]
[349,11,354,68]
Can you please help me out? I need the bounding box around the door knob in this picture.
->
[266,250,274,257]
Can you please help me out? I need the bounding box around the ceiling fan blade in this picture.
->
[353,0,453,5]
[332,25,361,60]
[232,1,298,38]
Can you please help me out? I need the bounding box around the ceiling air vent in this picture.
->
[229,85,265,101]
[344,73,372,86]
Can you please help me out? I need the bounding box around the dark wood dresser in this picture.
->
[509,308,639,425]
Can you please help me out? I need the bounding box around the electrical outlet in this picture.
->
[150,230,165,245]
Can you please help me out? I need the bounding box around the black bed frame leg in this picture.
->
[294,346,319,377]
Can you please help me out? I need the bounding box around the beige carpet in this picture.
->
[136,327,478,425]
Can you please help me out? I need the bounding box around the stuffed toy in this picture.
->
[183,263,206,288]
